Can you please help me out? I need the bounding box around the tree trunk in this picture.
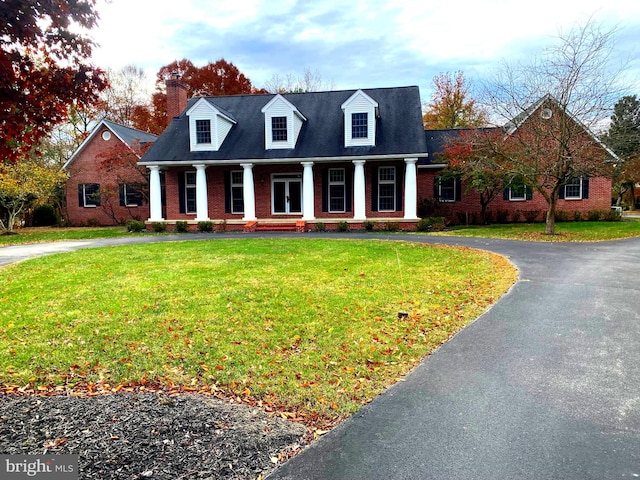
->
[545,196,558,235]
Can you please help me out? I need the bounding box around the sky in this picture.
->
[90,0,640,102]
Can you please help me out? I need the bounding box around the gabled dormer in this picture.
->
[261,94,307,150]
[341,90,378,147]
[186,98,237,152]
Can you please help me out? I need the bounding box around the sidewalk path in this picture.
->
[2,233,639,479]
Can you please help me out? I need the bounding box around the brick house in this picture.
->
[139,82,613,230]
[140,84,428,231]
[63,120,157,226]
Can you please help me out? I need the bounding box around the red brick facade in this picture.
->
[65,126,150,226]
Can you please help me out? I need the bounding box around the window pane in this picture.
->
[84,183,100,206]
[565,178,581,198]
[379,184,395,211]
[379,167,395,182]
[352,113,368,138]
[231,186,244,213]
[185,171,196,185]
[272,116,287,141]
[329,184,345,212]
[195,119,211,144]
[231,171,243,185]
[329,168,344,183]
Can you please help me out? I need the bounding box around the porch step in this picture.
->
[250,221,306,232]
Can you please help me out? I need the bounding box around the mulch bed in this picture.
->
[0,393,307,479]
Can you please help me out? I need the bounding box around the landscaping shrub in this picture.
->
[31,205,58,226]
[512,210,523,223]
[151,222,167,232]
[587,210,606,221]
[197,221,214,232]
[573,210,583,222]
[523,210,541,223]
[175,221,188,233]
[606,209,622,221]
[86,218,100,227]
[126,220,146,232]
[384,221,400,232]
[336,221,349,232]
[416,216,446,232]
[363,220,375,231]
[554,210,570,222]
[314,222,326,232]
[496,209,509,224]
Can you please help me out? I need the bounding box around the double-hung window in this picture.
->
[352,113,368,139]
[195,119,211,144]
[120,184,143,207]
[328,168,346,213]
[509,182,527,201]
[564,177,582,199]
[272,116,287,141]
[438,178,456,202]
[184,171,197,214]
[80,183,100,207]
[378,166,396,211]
[230,170,244,214]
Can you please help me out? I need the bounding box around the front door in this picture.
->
[272,174,302,214]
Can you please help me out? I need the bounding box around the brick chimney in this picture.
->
[165,72,188,126]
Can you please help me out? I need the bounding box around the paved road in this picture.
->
[2,233,639,479]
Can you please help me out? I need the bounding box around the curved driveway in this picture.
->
[2,233,639,479]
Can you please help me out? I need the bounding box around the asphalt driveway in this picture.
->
[2,233,639,479]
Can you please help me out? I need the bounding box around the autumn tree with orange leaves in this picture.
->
[138,59,267,134]
[1,0,108,163]
[423,71,488,130]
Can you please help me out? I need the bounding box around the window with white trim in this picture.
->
[328,168,346,212]
[351,113,368,138]
[79,183,100,207]
[195,119,211,144]
[120,184,143,207]
[378,166,396,211]
[271,116,287,142]
[185,171,197,214]
[438,178,456,202]
[509,182,527,201]
[230,170,244,214]
[564,177,582,199]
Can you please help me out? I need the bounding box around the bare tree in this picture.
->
[468,18,625,234]
[99,65,151,127]
[265,67,334,93]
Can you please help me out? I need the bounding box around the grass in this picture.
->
[0,226,147,246]
[428,219,640,242]
[0,239,516,422]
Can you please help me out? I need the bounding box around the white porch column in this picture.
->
[148,165,163,221]
[353,160,366,220]
[404,158,418,219]
[194,164,209,221]
[241,163,257,221]
[301,161,315,220]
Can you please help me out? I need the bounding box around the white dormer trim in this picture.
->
[186,98,236,152]
[261,94,307,150]
[341,90,378,147]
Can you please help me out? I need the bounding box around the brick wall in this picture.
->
[417,169,612,223]
[65,128,150,226]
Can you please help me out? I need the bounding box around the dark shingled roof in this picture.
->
[103,119,158,146]
[140,86,428,164]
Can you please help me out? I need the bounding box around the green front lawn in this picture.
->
[429,219,640,242]
[0,239,516,422]
[0,226,143,245]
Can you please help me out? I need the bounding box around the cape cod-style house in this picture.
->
[139,82,428,231]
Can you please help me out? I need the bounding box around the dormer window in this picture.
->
[272,117,288,142]
[342,90,378,147]
[196,119,212,144]
[352,113,368,138]
[261,95,306,150]
[187,98,236,152]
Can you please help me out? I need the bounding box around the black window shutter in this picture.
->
[371,166,379,212]
[582,177,589,199]
[396,164,404,211]
[178,172,186,214]
[559,183,565,199]
[345,167,353,212]
[434,176,440,201]
[503,187,509,201]
[119,184,125,206]
[455,177,462,202]
[526,186,533,200]
[78,184,84,206]
[321,169,328,212]
[224,171,231,214]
